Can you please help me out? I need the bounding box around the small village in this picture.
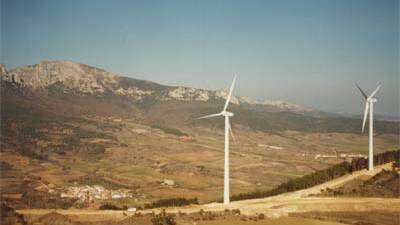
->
[314,151,366,160]
[60,185,134,203]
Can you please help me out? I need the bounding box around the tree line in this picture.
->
[350,150,400,171]
[144,197,198,209]
[150,123,188,137]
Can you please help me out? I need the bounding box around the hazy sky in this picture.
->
[2,0,399,116]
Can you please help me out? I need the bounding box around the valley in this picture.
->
[0,61,399,225]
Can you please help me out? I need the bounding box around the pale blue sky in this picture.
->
[1,0,399,116]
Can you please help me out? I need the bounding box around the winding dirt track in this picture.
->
[18,163,400,219]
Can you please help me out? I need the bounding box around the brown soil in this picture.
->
[292,210,400,225]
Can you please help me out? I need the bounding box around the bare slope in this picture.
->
[320,169,399,198]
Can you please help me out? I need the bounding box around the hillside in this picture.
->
[15,163,400,225]
[320,169,399,198]
[0,61,399,211]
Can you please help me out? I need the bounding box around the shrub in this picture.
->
[232,209,241,215]
[150,124,187,137]
[99,203,121,210]
[151,211,176,225]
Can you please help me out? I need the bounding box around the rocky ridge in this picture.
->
[1,61,312,112]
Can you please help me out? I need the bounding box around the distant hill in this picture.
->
[1,61,398,135]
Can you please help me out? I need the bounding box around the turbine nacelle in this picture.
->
[355,83,381,133]
[221,111,234,117]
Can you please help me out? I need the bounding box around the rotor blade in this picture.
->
[362,102,370,133]
[223,75,237,112]
[369,84,381,99]
[228,120,236,144]
[355,83,368,99]
[195,113,222,120]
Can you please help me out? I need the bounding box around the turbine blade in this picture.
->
[369,84,381,99]
[362,102,370,133]
[228,120,236,144]
[223,75,237,112]
[355,83,368,99]
[195,113,222,120]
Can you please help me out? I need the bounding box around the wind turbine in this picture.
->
[355,83,381,171]
[197,75,237,204]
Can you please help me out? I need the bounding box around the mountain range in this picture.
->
[0,61,313,112]
[1,60,397,134]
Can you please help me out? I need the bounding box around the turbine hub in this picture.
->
[222,111,234,117]
[368,98,378,103]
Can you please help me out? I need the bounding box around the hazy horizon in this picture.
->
[2,0,399,117]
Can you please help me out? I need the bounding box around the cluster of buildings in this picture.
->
[315,151,366,160]
[161,179,175,187]
[60,185,133,203]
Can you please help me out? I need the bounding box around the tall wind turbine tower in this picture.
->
[197,75,237,204]
[355,83,381,171]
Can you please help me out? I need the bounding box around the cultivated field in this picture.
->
[3,116,398,206]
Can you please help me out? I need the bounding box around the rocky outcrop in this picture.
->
[167,86,210,102]
[3,61,118,93]
[0,64,7,76]
[115,87,153,100]
[215,89,240,104]
[261,100,313,112]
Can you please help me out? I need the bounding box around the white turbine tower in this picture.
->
[355,83,381,171]
[197,75,237,205]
